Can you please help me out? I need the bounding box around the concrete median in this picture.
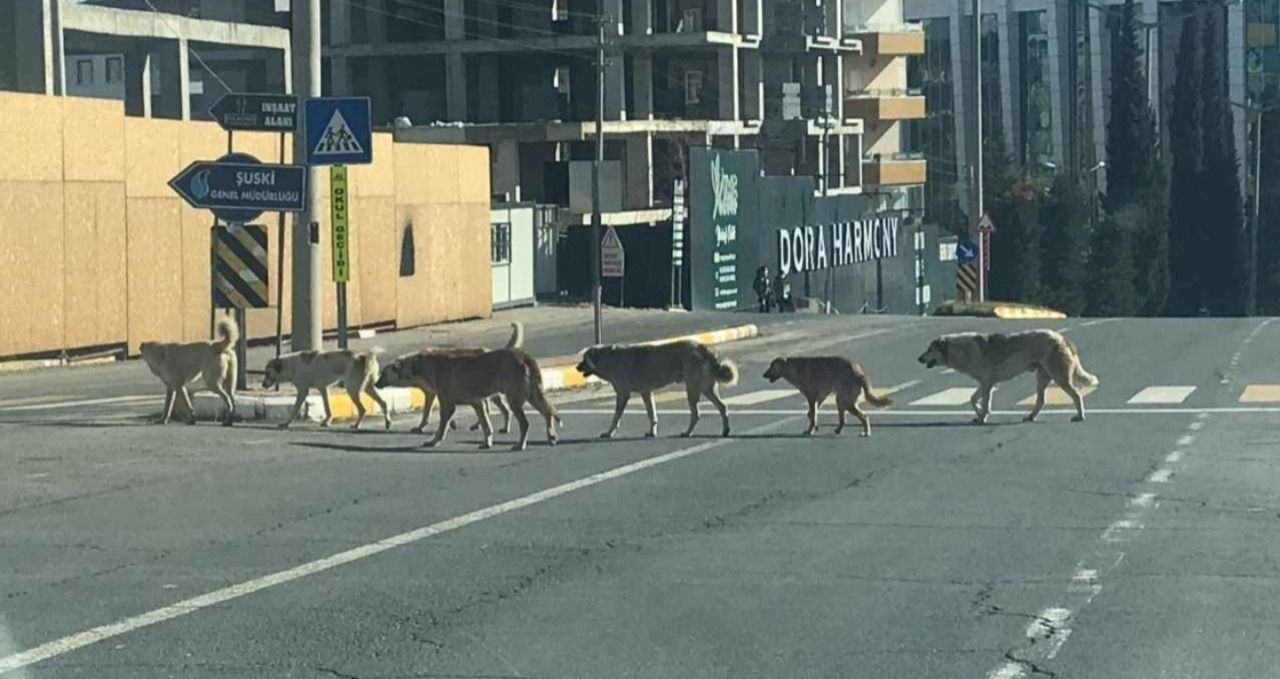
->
[193,323,761,424]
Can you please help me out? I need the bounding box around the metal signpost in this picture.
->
[209,93,300,363]
[601,226,626,306]
[304,97,372,349]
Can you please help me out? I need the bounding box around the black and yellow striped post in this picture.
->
[213,224,269,390]
[956,262,979,302]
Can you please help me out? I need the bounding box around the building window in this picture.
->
[679,8,702,32]
[1019,10,1054,172]
[105,57,123,84]
[685,70,703,105]
[491,222,512,265]
[76,59,94,86]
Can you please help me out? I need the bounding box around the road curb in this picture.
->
[0,355,118,374]
[194,323,761,423]
[933,301,1066,320]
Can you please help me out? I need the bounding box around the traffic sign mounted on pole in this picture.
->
[213,224,270,309]
[304,97,373,166]
[168,152,306,224]
[956,240,978,264]
[210,93,299,132]
[602,226,625,278]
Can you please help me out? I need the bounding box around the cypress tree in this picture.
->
[1086,207,1141,316]
[1258,91,1280,315]
[1166,0,1204,315]
[1199,4,1246,315]
[1105,0,1157,210]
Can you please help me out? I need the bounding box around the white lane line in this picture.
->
[1101,519,1141,543]
[1127,386,1196,405]
[1146,468,1173,483]
[560,406,1280,417]
[909,387,975,406]
[1188,421,1204,431]
[0,395,161,412]
[1079,319,1117,328]
[721,389,797,406]
[885,379,922,395]
[940,368,956,375]
[1164,450,1183,464]
[1129,492,1158,509]
[0,415,798,675]
[987,663,1026,679]
[1175,434,1195,447]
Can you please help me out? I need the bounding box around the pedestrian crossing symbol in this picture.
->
[304,97,373,166]
[312,110,365,156]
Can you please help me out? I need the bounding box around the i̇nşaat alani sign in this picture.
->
[688,147,904,313]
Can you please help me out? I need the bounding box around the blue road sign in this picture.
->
[169,152,307,224]
[304,97,373,166]
[956,240,979,264]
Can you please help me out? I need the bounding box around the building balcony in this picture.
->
[844,88,926,123]
[848,25,925,57]
[861,153,927,187]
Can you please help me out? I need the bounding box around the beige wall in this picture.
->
[0,91,491,358]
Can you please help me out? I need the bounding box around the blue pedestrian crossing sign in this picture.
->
[956,240,979,264]
[304,97,372,166]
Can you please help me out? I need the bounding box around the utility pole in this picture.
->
[591,14,607,345]
[972,0,985,302]
[290,0,323,351]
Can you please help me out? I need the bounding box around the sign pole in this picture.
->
[331,164,350,349]
[274,131,287,368]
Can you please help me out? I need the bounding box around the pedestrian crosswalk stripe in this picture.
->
[910,387,975,406]
[1239,385,1280,403]
[1127,386,1196,404]
[1017,386,1096,406]
[723,389,797,406]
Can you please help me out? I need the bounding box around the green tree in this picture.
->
[1105,0,1158,210]
[1258,91,1280,314]
[1199,4,1246,315]
[985,137,1045,303]
[1040,174,1089,316]
[1133,178,1171,315]
[1166,0,1205,315]
[1086,207,1141,316]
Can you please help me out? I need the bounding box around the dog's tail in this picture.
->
[713,357,739,387]
[213,314,239,354]
[505,322,525,350]
[1073,362,1100,388]
[861,379,894,408]
[355,352,380,384]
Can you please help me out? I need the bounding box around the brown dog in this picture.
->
[139,314,238,426]
[762,356,893,437]
[576,341,738,439]
[377,348,560,451]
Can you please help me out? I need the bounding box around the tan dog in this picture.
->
[576,341,738,439]
[377,348,560,451]
[762,356,893,437]
[402,322,524,434]
[139,314,238,426]
[262,349,390,430]
[917,329,1100,423]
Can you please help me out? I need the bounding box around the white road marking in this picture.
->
[1129,492,1158,508]
[909,387,975,406]
[1188,421,1204,431]
[722,389,797,406]
[0,395,161,412]
[0,416,799,675]
[1079,319,1117,328]
[1126,386,1196,405]
[559,406,1280,417]
[987,662,1026,679]
[1164,450,1183,464]
[885,380,922,395]
[940,368,956,375]
[1101,519,1140,543]
[1146,468,1173,483]
[1176,434,1195,447]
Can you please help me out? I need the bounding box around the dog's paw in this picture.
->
[1023,414,1038,423]
[500,426,512,434]
[721,428,731,438]
[422,440,440,448]
[860,431,871,438]
[1071,415,1086,423]
[479,441,493,450]
[511,442,528,452]
[409,426,424,434]
[599,431,615,439]
[383,419,392,431]
[469,422,481,431]
[644,431,657,439]
[548,435,558,447]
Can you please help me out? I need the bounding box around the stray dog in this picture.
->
[139,314,238,425]
[916,329,1100,423]
[262,349,390,430]
[762,356,893,437]
[576,341,738,439]
[377,348,560,451]
[404,322,524,435]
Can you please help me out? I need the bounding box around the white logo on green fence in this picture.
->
[313,110,365,156]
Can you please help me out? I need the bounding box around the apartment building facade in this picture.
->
[343,0,925,228]
[904,0,1250,235]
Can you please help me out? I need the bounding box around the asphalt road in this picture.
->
[3,313,1280,678]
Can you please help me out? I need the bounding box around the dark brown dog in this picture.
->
[377,348,560,451]
[763,356,893,437]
